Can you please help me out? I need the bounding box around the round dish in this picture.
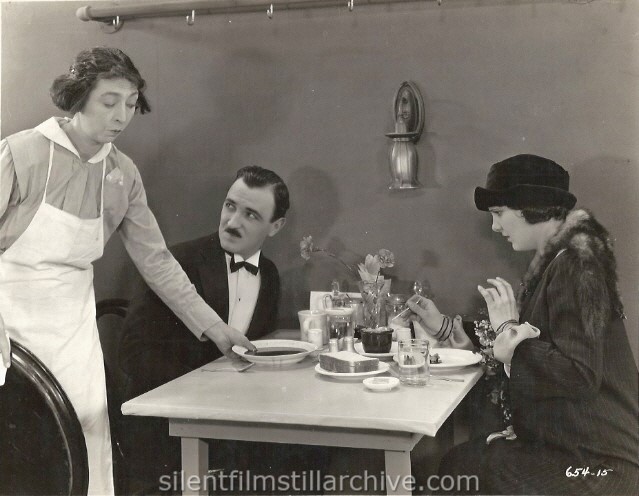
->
[363,376,399,392]
[393,348,482,371]
[354,341,398,359]
[314,362,390,379]
[232,339,316,366]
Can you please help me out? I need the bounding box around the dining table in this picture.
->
[121,330,484,496]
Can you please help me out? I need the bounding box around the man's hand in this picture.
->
[477,277,519,332]
[493,322,540,365]
[0,313,10,368]
[406,295,444,336]
[203,321,257,359]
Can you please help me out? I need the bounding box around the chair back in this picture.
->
[0,339,88,496]
[95,298,130,494]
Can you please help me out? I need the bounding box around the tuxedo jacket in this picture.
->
[119,232,280,399]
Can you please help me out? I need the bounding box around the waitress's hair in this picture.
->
[50,47,151,114]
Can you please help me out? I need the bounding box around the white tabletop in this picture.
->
[122,331,484,438]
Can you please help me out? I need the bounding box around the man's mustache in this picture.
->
[225,227,241,238]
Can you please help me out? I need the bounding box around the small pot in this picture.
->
[360,327,393,354]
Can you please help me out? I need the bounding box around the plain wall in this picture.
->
[2,0,638,365]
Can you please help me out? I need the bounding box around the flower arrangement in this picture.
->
[474,316,512,425]
[300,235,395,327]
[300,235,394,285]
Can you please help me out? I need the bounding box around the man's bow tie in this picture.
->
[230,255,259,275]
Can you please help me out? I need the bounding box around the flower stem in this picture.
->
[315,249,358,278]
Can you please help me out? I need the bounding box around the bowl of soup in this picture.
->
[232,339,317,366]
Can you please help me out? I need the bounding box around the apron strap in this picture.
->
[40,141,55,206]
[99,158,106,216]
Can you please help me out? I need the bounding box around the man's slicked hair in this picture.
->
[235,166,290,221]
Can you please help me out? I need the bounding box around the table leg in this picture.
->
[384,449,412,496]
[181,437,208,496]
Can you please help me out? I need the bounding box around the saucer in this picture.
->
[354,341,398,359]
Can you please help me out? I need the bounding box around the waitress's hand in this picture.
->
[203,321,257,359]
[0,314,10,368]
[406,295,444,336]
[477,277,519,332]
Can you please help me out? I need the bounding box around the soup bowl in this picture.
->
[232,339,317,366]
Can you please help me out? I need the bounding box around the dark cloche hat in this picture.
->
[474,154,577,211]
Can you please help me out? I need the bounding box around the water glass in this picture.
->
[398,339,430,386]
[326,307,353,349]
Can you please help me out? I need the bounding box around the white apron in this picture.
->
[0,141,114,495]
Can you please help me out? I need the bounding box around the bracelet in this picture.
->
[434,315,447,340]
[495,319,518,335]
[435,315,453,342]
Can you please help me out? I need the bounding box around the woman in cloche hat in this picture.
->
[406,154,638,494]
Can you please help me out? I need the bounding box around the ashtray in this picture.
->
[363,376,399,392]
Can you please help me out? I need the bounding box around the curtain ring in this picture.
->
[267,4,274,19]
[348,0,354,12]
[186,10,195,25]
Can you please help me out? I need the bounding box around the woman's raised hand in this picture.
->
[477,277,519,332]
[0,314,10,368]
[406,295,444,336]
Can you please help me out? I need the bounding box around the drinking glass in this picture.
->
[398,339,430,386]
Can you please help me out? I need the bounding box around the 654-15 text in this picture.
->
[565,466,613,478]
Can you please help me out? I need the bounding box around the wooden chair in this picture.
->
[96,298,130,495]
[0,339,89,496]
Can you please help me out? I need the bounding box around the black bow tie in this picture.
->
[229,255,259,275]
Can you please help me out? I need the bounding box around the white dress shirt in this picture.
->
[225,250,261,334]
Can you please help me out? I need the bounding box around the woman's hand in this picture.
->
[203,321,257,360]
[0,313,10,368]
[477,277,519,332]
[493,322,540,365]
[406,295,444,336]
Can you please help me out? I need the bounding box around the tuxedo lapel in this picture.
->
[197,234,229,323]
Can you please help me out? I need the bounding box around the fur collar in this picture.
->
[518,209,624,319]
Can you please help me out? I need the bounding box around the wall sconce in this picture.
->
[386,81,424,190]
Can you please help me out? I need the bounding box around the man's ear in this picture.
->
[268,217,286,237]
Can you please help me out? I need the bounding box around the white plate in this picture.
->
[232,339,316,366]
[354,341,398,359]
[314,362,390,378]
[393,349,482,371]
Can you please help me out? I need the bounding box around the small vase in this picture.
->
[358,280,391,328]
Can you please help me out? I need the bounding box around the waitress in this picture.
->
[0,47,255,495]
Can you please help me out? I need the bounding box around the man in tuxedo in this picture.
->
[118,165,290,490]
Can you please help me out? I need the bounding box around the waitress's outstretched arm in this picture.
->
[115,157,255,358]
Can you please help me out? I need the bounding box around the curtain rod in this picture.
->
[76,0,437,31]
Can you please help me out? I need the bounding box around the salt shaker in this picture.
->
[328,338,339,353]
[343,336,355,353]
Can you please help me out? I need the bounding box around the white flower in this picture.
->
[106,168,124,186]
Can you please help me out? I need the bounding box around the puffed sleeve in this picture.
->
[117,162,222,340]
[0,140,16,219]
